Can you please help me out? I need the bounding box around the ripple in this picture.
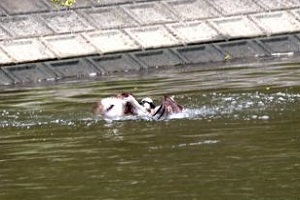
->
[1,90,299,127]
[1,62,300,200]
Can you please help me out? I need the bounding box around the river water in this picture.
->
[0,60,300,199]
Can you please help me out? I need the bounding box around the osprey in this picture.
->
[94,93,183,120]
[140,96,183,120]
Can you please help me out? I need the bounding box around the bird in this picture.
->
[94,93,182,120]
[143,96,183,120]
[93,93,150,119]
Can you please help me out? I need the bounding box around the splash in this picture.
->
[1,91,299,128]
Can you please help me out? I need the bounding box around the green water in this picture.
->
[0,61,300,199]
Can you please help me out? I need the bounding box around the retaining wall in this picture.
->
[1,0,300,85]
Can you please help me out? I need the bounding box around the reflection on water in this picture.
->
[1,60,300,199]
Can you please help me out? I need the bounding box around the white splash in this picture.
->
[174,140,219,148]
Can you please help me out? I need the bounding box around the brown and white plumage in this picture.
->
[93,93,149,119]
[94,93,182,120]
[151,96,183,120]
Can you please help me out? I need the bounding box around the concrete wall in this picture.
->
[1,0,300,85]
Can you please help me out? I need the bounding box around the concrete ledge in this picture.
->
[251,11,300,34]
[42,34,97,58]
[122,2,177,25]
[1,0,300,86]
[175,44,224,63]
[0,49,12,64]
[81,7,137,30]
[2,32,300,86]
[0,38,55,62]
[44,58,99,78]
[3,63,54,84]
[132,49,184,67]
[125,25,180,49]
[256,0,300,10]
[257,35,300,53]
[164,0,220,20]
[83,30,139,53]
[1,0,300,65]
[166,21,220,43]
[41,11,94,34]
[0,0,50,15]
[214,40,268,59]
[209,16,264,39]
[1,15,53,38]
[0,69,13,85]
[210,0,263,16]
[88,54,143,73]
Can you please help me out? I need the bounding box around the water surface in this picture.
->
[1,61,300,199]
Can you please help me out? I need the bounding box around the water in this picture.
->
[1,60,300,199]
